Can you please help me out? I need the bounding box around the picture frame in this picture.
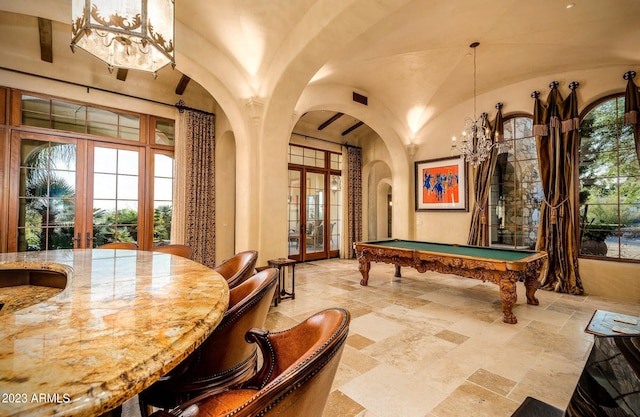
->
[415,156,468,211]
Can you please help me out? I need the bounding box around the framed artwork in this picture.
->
[415,156,468,211]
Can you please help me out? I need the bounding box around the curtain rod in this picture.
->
[0,66,213,115]
[291,131,361,149]
[175,99,214,116]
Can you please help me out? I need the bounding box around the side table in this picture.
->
[267,258,296,306]
[585,309,640,336]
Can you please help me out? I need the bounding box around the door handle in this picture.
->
[86,232,94,248]
[73,232,82,249]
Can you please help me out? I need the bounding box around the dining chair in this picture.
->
[152,244,192,259]
[149,308,350,417]
[138,267,279,416]
[212,250,258,288]
[97,242,138,249]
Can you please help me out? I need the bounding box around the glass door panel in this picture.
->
[288,170,301,257]
[329,174,341,251]
[90,145,141,247]
[152,153,175,247]
[16,138,80,251]
[305,172,325,258]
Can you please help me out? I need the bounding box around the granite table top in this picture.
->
[0,249,230,417]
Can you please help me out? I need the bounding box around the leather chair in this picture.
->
[150,308,351,417]
[152,244,192,259]
[97,242,138,249]
[139,268,279,416]
[213,250,258,288]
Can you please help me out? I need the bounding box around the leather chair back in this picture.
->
[139,268,278,414]
[97,242,138,249]
[152,244,192,259]
[152,308,350,417]
[213,250,258,288]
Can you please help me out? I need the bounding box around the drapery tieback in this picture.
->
[474,204,487,225]
[624,110,638,125]
[543,197,568,225]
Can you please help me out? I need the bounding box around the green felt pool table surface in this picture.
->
[361,239,536,261]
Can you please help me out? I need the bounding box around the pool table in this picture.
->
[353,239,548,324]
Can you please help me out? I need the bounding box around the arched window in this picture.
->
[490,115,542,249]
[579,94,640,260]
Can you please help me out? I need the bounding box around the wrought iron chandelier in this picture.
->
[451,42,509,167]
[71,0,175,76]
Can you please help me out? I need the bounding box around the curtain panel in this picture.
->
[467,105,504,246]
[346,146,363,258]
[532,82,583,294]
[623,70,640,163]
[182,110,216,268]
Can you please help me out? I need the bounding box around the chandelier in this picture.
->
[451,42,509,167]
[71,0,175,76]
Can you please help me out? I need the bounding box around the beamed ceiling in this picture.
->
[293,111,377,145]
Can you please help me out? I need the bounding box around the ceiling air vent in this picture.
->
[353,92,368,106]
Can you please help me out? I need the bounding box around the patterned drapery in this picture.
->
[182,110,216,268]
[346,146,362,258]
[467,104,504,246]
[623,70,640,164]
[532,81,583,294]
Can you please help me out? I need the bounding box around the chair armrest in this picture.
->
[243,328,275,389]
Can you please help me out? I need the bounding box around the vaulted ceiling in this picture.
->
[1,0,639,145]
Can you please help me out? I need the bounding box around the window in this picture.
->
[7,90,176,251]
[152,152,175,247]
[154,118,175,146]
[490,116,542,249]
[91,146,140,247]
[18,139,78,251]
[21,94,141,141]
[579,95,640,260]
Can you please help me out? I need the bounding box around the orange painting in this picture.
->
[421,164,460,204]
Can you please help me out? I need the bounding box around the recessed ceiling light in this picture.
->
[566,3,575,8]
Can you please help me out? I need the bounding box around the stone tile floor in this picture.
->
[124,258,639,417]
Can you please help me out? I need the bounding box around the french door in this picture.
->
[288,168,333,261]
[8,131,145,251]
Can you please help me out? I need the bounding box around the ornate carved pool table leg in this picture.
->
[524,275,540,306]
[394,265,401,277]
[358,258,371,286]
[524,258,544,306]
[499,276,518,324]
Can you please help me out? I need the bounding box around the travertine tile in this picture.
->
[435,329,469,345]
[347,333,376,350]
[362,328,457,373]
[467,368,516,396]
[340,364,448,417]
[115,258,639,417]
[349,312,407,342]
[432,382,521,417]
[324,390,366,417]
[507,351,586,408]
[340,344,380,375]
